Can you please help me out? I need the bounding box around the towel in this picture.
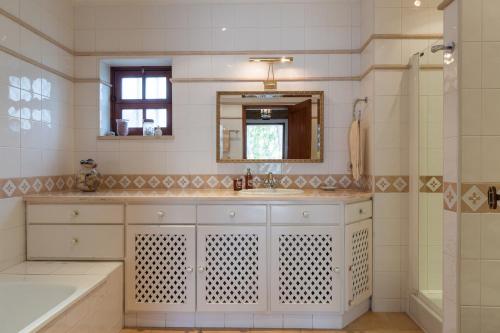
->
[349,120,364,181]
[223,128,230,153]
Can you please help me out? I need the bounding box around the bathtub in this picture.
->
[0,262,123,333]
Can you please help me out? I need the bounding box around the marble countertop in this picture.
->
[24,188,372,204]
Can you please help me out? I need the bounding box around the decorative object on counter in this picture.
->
[233,177,243,191]
[76,159,102,192]
[245,168,254,189]
[143,119,155,136]
[106,131,115,136]
[116,119,129,136]
[154,125,163,137]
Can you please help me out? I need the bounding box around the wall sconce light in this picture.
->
[249,57,294,90]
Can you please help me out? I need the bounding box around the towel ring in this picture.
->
[353,97,368,121]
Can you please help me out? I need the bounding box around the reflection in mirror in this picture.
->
[217,91,323,163]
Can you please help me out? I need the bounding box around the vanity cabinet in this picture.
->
[196,225,267,312]
[125,225,196,312]
[270,226,342,312]
[27,204,124,260]
[25,195,372,329]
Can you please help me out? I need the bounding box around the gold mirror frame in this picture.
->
[216,91,325,164]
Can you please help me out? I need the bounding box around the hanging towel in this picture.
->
[349,120,364,181]
[223,128,231,153]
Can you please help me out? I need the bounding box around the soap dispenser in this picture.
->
[245,168,254,189]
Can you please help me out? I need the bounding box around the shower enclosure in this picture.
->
[409,47,444,317]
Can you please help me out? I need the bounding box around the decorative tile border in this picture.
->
[374,176,409,193]
[0,175,75,199]
[419,176,444,193]
[443,182,458,212]
[97,174,371,191]
[461,183,491,213]
[1,173,377,199]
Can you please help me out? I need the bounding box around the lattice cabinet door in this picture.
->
[270,226,342,312]
[197,226,267,312]
[345,219,372,309]
[125,225,196,312]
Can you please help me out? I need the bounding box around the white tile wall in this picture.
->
[73,1,361,53]
[0,0,74,271]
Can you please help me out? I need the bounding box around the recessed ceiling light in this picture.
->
[414,0,422,7]
[221,27,227,32]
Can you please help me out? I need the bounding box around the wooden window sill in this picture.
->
[97,135,174,140]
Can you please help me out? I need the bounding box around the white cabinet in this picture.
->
[270,226,342,312]
[196,225,267,312]
[345,219,372,309]
[28,225,124,260]
[125,225,196,312]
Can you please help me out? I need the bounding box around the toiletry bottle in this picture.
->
[245,168,254,189]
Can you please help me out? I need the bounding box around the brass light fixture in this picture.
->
[249,57,294,90]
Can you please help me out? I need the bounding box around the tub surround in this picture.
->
[0,261,123,333]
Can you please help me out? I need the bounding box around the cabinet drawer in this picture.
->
[126,204,196,224]
[197,205,266,224]
[346,201,372,223]
[271,205,340,224]
[27,225,124,259]
[27,204,123,224]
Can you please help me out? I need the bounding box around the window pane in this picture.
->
[146,109,167,127]
[145,77,167,99]
[121,77,142,99]
[122,109,143,127]
[246,124,283,159]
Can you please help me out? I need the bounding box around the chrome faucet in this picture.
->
[263,172,278,189]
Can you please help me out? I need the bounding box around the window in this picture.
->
[111,66,172,135]
[245,123,286,159]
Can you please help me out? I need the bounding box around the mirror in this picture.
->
[217,91,324,163]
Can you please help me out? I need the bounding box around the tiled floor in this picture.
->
[121,312,422,333]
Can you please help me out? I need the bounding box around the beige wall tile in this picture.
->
[481,307,500,333]
[374,7,402,34]
[480,136,500,182]
[461,89,482,136]
[483,0,500,41]
[461,306,481,333]
[462,42,483,89]
[482,42,500,88]
[461,214,481,259]
[461,259,481,305]
[481,261,500,306]
[481,214,500,259]
[481,89,500,135]
[462,0,482,42]
[461,136,481,183]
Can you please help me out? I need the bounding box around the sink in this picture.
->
[239,188,304,195]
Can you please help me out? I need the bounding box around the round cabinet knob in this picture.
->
[157,210,165,218]
[186,266,194,273]
[71,238,79,245]
[359,208,365,214]
[302,211,310,218]
[71,209,80,217]
[333,267,341,273]
[198,266,206,272]
[229,211,236,218]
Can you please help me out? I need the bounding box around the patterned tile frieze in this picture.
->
[0,175,75,199]
[97,174,370,191]
[461,183,491,213]
[443,182,458,212]
[419,176,443,193]
[374,176,410,193]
